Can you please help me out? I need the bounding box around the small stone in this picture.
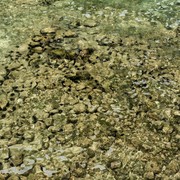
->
[167,159,179,174]
[173,110,180,116]
[53,1,63,7]
[0,76,4,82]
[33,46,43,53]
[40,27,56,35]
[76,82,86,90]
[33,164,43,174]
[20,91,29,98]
[145,161,160,173]
[87,148,95,158]
[32,133,43,150]
[9,70,21,79]
[31,172,46,179]
[77,39,89,49]
[18,176,27,180]
[0,66,7,78]
[76,70,92,81]
[73,167,86,178]
[54,30,64,41]
[164,108,172,118]
[7,175,20,180]
[84,20,97,27]
[109,160,122,169]
[87,104,99,113]
[144,172,154,179]
[63,124,74,134]
[29,41,41,47]
[68,146,83,154]
[23,131,34,142]
[174,172,180,179]
[151,120,163,130]
[64,30,77,37]
[0,147,9,159]
[79,137,92,148]
[7,62,21,70]
[49,49,66,58]
[162,124,173,134]
[0,173,6,179]
[0,93,8,110]
[34,110,49,120]
[32,35,43,42]
[10,150,24,166]
[17,43,29,54]
[175,134,180,140]
[44,118,53,127]
[73,103,87,113]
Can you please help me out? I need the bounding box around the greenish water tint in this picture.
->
[76,0,179,27]
[0,0,179,59]
[0,0,179,179]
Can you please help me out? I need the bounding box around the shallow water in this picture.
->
[0,0,179,179]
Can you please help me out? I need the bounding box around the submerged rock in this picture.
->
[0,93,8,110]
[0,147,9,160]
[83,20,97,27]
[40,27,56,35]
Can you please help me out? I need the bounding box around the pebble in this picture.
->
[0,173,6,179]
[162,124,173,134]
[0,147,9,159]
[33,46,43,53]
[0,93,8,109]
[167,159,179,174]
[32,35,43,42]
[76,82,86,90]
[145,161,160,173]
[17,43,29,54]
[10,149,24,166]
[84,20,97,27]
[0,76,4,82]
[73,103,87,113]
[0,66,7,78]
[109,160,122,169]
[144,172,154,179]
[173,110,180,116]
[64,30,77,37]
[73,167,86,178]
[7,175,20,180]
[54,30,64,41]
[40,27,56,35]
[29,41,41,47]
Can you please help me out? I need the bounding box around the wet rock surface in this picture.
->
[0,0,179,179]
